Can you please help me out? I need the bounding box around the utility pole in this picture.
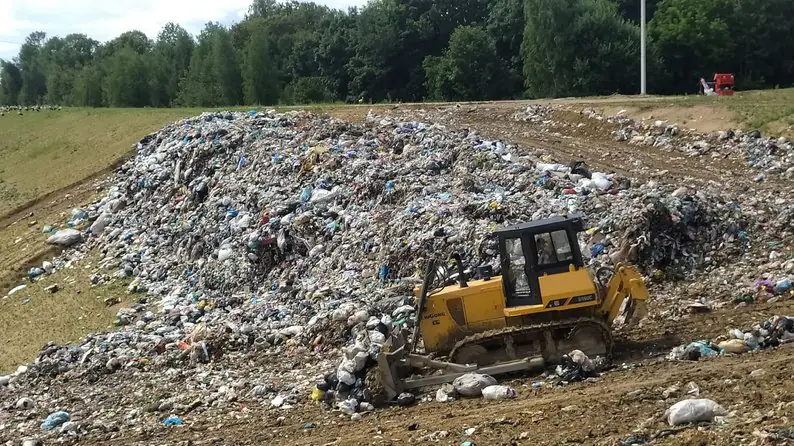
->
[640,0,647,95]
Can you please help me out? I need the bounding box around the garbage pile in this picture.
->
[668,315,794,360]
[513,105,554,125]
[0,108,765,442]
[571,108,794,178]
[585,184,747,278]
[46,108,748,324]
[552,349,608,385]
[751,275,794,303]
[512,104,794,247]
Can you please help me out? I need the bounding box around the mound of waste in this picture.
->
[668,315,794,361]
[516,105,794,178]
[0,109,753,441]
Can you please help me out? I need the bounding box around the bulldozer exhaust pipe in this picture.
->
[451,253,468,288]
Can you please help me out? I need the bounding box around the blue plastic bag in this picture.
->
[774,279,793,294]
[41,411,70,430]
[163,415,183,426]
[300,186,313,202]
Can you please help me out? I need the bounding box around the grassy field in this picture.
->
[727,88,794,134]
[0,89,792,373]
[0,108,212,216]
[0,255,133,372]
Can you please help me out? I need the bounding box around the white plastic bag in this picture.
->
[352,351,369,372]
[666,399,726,425]
[279,325,304,337]
[569,349,594,372]
[217,247,233,262]
[47,229,83,246]
[90,213,112,235]
[337,369,356,386]
[590,172,612,190]
[482,385,517,401]
[453,373,497,397]
[536,163,568,172]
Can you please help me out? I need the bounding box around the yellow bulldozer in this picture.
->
[376,214,649,398]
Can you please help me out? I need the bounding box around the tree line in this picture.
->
[1,0,793,107]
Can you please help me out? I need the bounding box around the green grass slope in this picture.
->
[0,108,205,216]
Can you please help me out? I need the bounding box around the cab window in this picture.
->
[535,230,573,265]
[505,238,532,296]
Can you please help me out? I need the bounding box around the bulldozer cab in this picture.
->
[495,215,586,307]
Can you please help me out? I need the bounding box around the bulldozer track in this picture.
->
[448,317,613,363]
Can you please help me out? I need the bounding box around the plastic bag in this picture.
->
[352,351,369,372]
[47,229,83,246]
[41,411,70,430]
[453,373,497,397]
[569,349,594,372]
[591,172,612,190]
[482,385,517,400]
[163,415,182,426]
[338,398,358,414]
[89,212,112,235]
[718,339,747,354]
[217,247,233,262]
[666,399,726,425]
[436,383,455,402]
[311,386,325,402]
[536,163,568,172]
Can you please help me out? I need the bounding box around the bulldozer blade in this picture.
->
[401,356,545,391]
[376,347,400,400]
[376,351,477,400]
[623,298,648,328]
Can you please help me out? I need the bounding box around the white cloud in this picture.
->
[0,0,368,60]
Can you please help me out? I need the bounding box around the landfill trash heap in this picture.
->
[516,104,794,178]
[668,315,794,361]
[0,109,756,441]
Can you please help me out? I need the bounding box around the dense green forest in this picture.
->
[1,0,793,106]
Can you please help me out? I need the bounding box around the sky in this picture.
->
[0,0,368,61]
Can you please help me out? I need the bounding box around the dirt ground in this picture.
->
[92,299,794,446]
[3,101,794,445]
[598,105,738,133]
